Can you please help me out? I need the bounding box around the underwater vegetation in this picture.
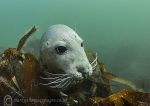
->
[83,89,150,106]
[0,26,150,106]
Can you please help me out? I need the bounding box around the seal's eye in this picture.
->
[55,46,67,55]
[81,42,83,47]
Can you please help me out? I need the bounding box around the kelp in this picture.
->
[86,49,143,92]
[0,26,48,106]
[82,89,150,106]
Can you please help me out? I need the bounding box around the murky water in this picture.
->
[0,0,150,91]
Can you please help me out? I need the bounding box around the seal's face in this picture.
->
[40,25,93,90]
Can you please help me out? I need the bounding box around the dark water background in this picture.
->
[0,0,150,91]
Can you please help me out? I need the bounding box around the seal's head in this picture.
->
[40,24,95,90]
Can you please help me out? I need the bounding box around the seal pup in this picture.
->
[39,24,96,92]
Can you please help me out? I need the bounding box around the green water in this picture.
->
[0,0,150,91]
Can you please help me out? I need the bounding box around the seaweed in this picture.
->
[0,26,48,106]
[82,89,150,106]
[17,26,37,51]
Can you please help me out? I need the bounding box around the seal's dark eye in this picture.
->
[81,42,83,47]
[55,46,67,55]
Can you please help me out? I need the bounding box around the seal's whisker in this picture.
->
[58,79,72,89]
[39,76,72,86]
[44,71,69,76]
[48,76,72,85]
[91,60,97,67]
[91,59,96,66]
[92,64,97,70]
[57,78,73,89]
[90,52,97,65]
[92,60,97,68]
[92,60,98,71]
[47,80,62,85]
[40,76,61,80]
[63,78,73,88]
[91,59,97,66]
[63,79,73,89]
[42,78,64,85]
[92,66,97,71]
[90,54,98,71]
[49,77,72,89]
[40,75,66,80]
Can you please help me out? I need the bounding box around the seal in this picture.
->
[39,24,96,91]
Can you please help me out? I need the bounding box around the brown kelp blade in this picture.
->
[17,26,37,51]
[82,89,150,106]
[85,49,143,92]
[23,53,48,106]
[99,63,144,92]
[0,76,23,97]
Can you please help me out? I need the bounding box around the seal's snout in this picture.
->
[76,65,93,79]
[77,66,86,78]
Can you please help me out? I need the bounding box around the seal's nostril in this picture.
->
[77,66,89,78]
[82,72,88,79]
[77,67,85,73]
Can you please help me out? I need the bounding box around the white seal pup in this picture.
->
[39,24,94,91]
